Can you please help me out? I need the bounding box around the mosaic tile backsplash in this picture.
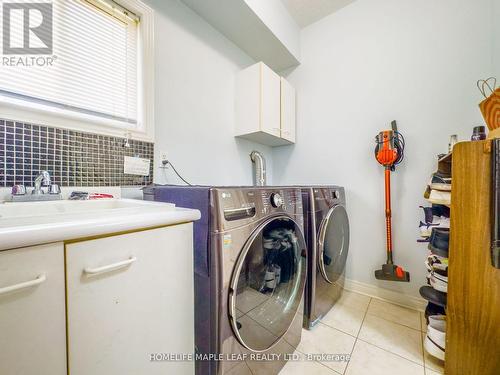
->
[0,119,154,187]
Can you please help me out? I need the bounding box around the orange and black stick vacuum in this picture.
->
[374,121,410,282]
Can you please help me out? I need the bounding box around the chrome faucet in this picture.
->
[32,170,51,195]
[9,171,62,202]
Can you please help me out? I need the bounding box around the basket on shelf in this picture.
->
[478,77,500,131]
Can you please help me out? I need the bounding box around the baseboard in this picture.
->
[344,278,427,312]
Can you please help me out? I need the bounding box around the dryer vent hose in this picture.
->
[250,151,266,186]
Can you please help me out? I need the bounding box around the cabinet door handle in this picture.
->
[0,274,46,296]
[84,257,137,276]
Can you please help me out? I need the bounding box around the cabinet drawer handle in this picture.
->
[0,274,46,296]
[84,257,137,276]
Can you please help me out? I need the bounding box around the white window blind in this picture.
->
[0,0,139,128]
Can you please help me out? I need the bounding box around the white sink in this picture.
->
[0,199,171,219]
[0,199,200,251]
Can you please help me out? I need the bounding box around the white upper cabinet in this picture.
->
[235,62,296,146]
[261,63,282,139]
[280,77,296,143]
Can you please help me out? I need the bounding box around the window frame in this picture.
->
[0,0,155,142]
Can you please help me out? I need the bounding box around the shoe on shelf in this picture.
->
[419,216,450,237]
[425,302,446,324]
[425,258,433,272]
[420,222,434,238]
[429,173,452,192]
[427,189,451,206]
[420,206,437,224]
[428,228,450,257]
[432,267,448,277]
[424,186,431,200]
[429,270,448,293]
[420,285,447,308]
[424,315,446,361]
[424,330,446,361]
[425,253,448,272]
[431,204,450,218]
[429,314,446,328]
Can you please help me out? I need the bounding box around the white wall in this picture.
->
[273,0,493,297]
[144,0,271,186]
[144,0,495,297]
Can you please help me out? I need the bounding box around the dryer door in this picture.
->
[228,215,307,352]
[317,205,350,284]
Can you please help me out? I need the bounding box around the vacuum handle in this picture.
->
[385,168,393,264]
[391,120,398,133]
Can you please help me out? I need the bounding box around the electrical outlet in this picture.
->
[160,150,168,167]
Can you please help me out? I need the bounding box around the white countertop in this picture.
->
[0,199,201,251]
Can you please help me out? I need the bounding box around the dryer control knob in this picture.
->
[270,193,284,208]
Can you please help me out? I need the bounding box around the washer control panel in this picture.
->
[214,187,304,230]
[313,187,344,204]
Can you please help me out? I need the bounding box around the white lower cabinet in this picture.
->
[0,243,67,375]
[65,224,194,375]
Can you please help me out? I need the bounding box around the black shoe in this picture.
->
[420,206,435,224]
[425,302,446,324]
[432,204,450,218]
[428,228,450,257]
[420,285,447,308]
[429,172,452,192]
[419,205,450,224]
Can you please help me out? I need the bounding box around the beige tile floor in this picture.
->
[280,291,445,375]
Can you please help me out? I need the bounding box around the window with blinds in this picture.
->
[0,0,140,129]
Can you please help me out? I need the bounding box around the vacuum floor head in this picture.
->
[375,263,410,282]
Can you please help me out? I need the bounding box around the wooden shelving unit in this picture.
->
[446,140,500,374]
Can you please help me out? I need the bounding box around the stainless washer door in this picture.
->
[228,215,307,352]
[317,205,350,284]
